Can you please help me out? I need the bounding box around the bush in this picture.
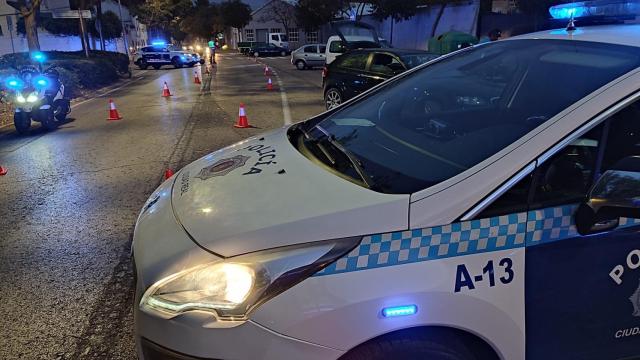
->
[0,50,129,98]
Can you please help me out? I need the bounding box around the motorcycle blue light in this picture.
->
[5,77,23,90]
[382,305,417,318]
[31,51,46,62]
[34,76,48,88]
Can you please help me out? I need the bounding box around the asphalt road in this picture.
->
[0,52,324,359]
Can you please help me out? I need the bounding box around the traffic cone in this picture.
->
[264,65,271,76]
[162,82,172,97]
[194,70,201,85]
[234,103,251,128]
[0,166,7,176]
[266,77,273,90]
[107,99,122,121]
[164,169,174,179]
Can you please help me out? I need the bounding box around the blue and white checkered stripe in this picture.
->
[316,212,528,276]
[316,205,640,277]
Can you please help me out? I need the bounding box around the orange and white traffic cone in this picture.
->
[234,103,251,128]
[264,65,271,76]
[162,82,172,97]
[194,70,201,84]
[107,99,122,121]
[0,166,7,176]
[266,77,273,91]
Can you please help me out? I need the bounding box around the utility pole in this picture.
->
[96,0,105,50]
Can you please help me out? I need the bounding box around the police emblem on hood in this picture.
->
[195,155,250,180]
[631,279,640,317]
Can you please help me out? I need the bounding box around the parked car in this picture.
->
[291,44,327,70]
[249,43,291,57]
[238,41,268,55]
[322,48,439,109]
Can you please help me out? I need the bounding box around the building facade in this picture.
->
[0,0,147,56]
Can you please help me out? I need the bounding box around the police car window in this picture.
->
[600,101,640,173]
[301,40,640,194]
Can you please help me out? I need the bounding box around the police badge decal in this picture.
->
[195,155,250,180]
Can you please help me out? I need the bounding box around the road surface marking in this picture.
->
[272,70,292,125]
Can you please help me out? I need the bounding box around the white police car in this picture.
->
[134,42,194,70]
[133,4,640,359]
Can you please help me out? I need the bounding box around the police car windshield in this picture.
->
[312,39,640,194]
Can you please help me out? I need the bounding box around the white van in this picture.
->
[269,33,289,49]
[325,22,383,64]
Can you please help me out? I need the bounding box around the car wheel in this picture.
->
[325,88,343,110]
[152,65,161,70]
[13,112,31,134]
[254,51,260,57]
[138,60,148,70]
[295,60,306,70]
[172,57,183,68]
[341,330,480,360]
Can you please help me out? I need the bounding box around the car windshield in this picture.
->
[298,39,640,194]
[400,53,439,68]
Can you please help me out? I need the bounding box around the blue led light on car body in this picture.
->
[382,305,417,318]
[31,51,46,62]
[549,0,640,20]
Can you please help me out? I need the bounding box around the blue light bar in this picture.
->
[550,0,640,20]
[151,40,166,46]
[382,305,417,318]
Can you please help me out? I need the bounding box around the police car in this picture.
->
[133,2,640,359]
[134,42,194,70]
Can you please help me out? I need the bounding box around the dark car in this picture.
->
[322,49,439,109]
[249,44,291,57]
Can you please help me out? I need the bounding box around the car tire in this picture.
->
[172,57,183,69]
[138,60,148,70]
[296,60,306,70]
[341,329,479,360]
[324,87,343,110]
[13,112,31,135]
[152,65,161,70]
[254,51,260,57]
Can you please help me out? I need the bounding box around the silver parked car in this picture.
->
[291,43,327,70]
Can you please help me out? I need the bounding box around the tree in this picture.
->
[180,0,222,40]
[295,0,341,32]
[7,0,42,50]
[259,0,296,32]
[220,0,252,29]
[369,0,429,22]
[89,10,123,40]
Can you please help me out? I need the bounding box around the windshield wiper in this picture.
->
[297,124,336,165]
[314,125,374,189]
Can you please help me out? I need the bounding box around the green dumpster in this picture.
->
[428,31,479,55]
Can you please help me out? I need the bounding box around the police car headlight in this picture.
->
[140,238,359,321]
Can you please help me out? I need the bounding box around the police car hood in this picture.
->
[172,127,409,257]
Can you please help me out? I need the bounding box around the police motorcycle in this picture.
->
[6,52,71,134]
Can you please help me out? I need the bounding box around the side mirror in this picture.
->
[575,156,640,235]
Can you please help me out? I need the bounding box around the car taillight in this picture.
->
[322,66,328,78]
